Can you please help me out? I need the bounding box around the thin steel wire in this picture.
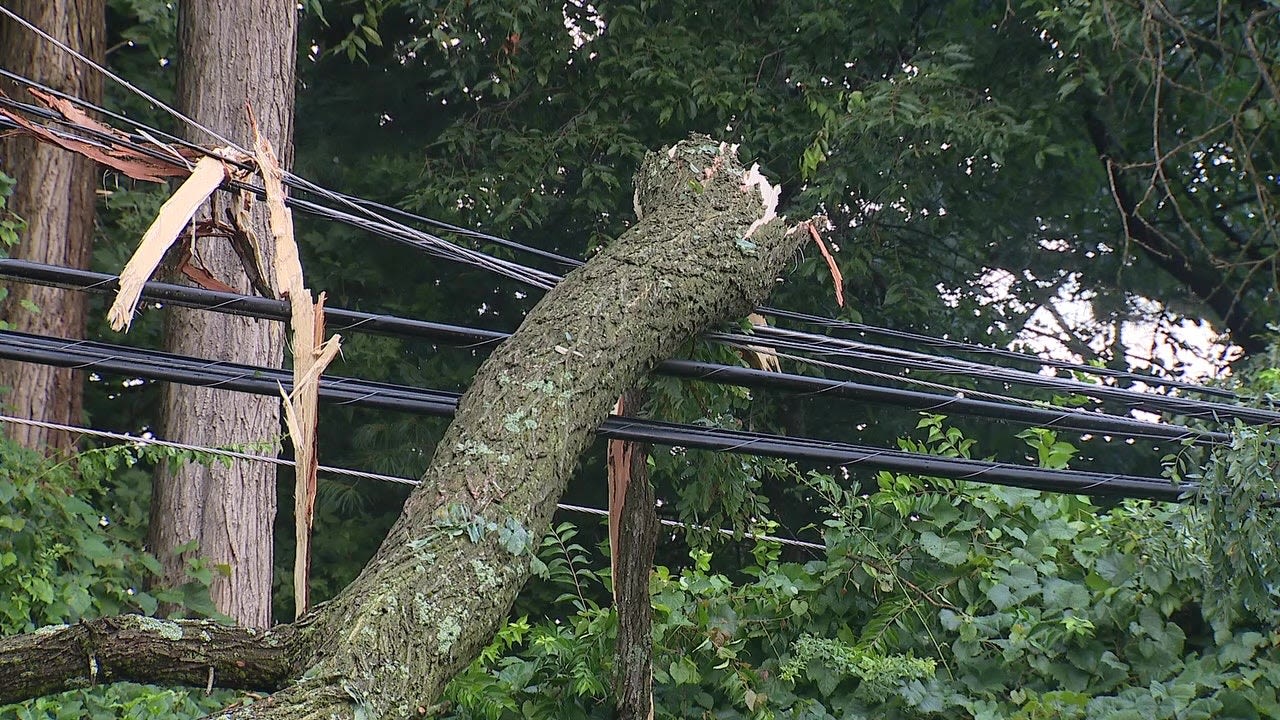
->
[0,413,825,551]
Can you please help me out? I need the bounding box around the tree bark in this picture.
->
[0,0,104,454]
[148,0,296,629]
[0,138,804,718]
[610,391,659,720]
[0,616,298,705]
[228,138,803,718]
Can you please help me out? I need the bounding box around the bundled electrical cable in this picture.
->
[0,63,1258,507]
[0,328,1190,501]
[0,68,1247,405]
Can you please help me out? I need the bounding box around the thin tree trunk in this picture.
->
[0,0,104,454]
[148,0,297,629]
[610,391,659,720]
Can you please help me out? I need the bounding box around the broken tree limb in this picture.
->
[0,136,808,718]
[251,112,341,620]
[218,135,809,719]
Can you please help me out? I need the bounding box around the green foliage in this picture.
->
[0,439,163,629]
[0,169,24,326]
[6,683,235,720]
[439,419,1280,719]
[1183,424,1280,628]
[0,439,238,719]
[778,635,936,702]
[0,170,22,253]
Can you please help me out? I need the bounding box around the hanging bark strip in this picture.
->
[608,391,659,720]
[0,89,196,183]
[250,109,341,620]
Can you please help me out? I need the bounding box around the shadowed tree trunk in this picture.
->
[610,389,659,720]
[147,0,296,629]
[0,0,104,454]
[0,138,806,718]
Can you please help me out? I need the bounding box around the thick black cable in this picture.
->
[0,329,1188,501]
[0,259,1235,445]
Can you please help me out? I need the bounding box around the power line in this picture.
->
[0,5,569,291]
[0,55,1249,492]
[0,412,826,551]
[710,326,1280,425]
[0,4,239,152]
[0,329,1192,501]
[760,306,1239,399]
[0,259,1235,445]
[0,67,579,277]
[0,76,561,291]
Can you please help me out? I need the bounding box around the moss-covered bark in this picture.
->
[243,137,804,719]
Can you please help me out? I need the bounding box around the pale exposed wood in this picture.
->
[253,120,341,619]
[108,155,229,331]
[741,312,782,373]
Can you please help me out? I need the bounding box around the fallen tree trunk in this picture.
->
[0,136,806,718]
[0,616,297,704]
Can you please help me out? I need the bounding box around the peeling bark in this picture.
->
[1,137,806,718]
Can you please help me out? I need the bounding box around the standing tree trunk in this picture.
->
[0,0,104,454]
[610,390,659,720]
[147,0,296,629]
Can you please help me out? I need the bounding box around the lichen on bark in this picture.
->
[250,136,808,719]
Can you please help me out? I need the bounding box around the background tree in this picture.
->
[0,0,104,453]
[146,0,297,629]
